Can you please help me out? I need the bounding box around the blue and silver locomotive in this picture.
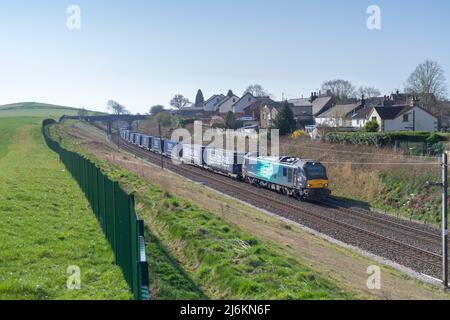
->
[242,154,330,200]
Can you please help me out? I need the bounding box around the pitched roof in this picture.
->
[352,107,373,120]
[311,96,333,116]
[372,106,411,120]
[288,98,312,107]
[204,94,225,106]
[317,103,360,118]
[264,101,294,112]
[290,105,313,117]
[233,92,256,106]
[217,95,240,107]
[243,97,274,111]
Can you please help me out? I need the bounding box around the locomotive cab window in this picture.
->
[304,163,327,179]
[283,168,287,177]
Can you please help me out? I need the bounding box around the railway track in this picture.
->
[109,131,446,280]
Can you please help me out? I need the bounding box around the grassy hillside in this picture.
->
[0,117,131,300]
[0,102,104,118]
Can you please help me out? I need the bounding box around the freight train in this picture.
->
[120,129,331,200]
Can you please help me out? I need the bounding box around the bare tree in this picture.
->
[357,86,381,99]
[244,84,269,97]
[107,100,129,115]
[321,79,356,104]
[170,94,191,110]
[405,59,448,110]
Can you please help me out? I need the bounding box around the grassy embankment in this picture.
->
[0,115,130,300]
[281,136,442,224]
[50,121,353,300]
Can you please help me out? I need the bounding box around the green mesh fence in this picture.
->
[42,120,150,300]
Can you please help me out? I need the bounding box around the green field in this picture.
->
[0,116,130,300]
[0,102,103,118]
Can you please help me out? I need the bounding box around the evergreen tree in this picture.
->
[227,89,234,97]
[224,111,237,129]
[195,89,205,107]
[273,102,296,136]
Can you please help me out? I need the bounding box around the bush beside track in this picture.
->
[325,131,444,146]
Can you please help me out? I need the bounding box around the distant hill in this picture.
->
[0,102,105,118]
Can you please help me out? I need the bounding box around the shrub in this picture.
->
[364,120,379,132]
[174,118,196,128]
[291,130,306,139]
[325,131,444,148]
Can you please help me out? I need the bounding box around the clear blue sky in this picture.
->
[0,0,449,114]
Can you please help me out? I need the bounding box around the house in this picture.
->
[218,94,240,114]
[316,103,363,127]
[368,105,438,132]
[286,97,313,124]
[177,105,206,118]
[352,107,373,129]
[288,92,334,121]
[260,102,284,129]
[290,104,314,125]
[438,101,450,130]
[232,92,258,115]
[260,101,295,129]
[243,97,275,121]
[203,94,225,113]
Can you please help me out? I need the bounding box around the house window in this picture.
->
[403,114,409,122]
[248,97,251,102]
[372,117,377,122]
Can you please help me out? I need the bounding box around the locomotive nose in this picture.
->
[306,180,329,189]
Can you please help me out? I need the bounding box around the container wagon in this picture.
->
[182,144,205,166]
[163,140,182,159]
[204,147,244,179]
[151,137,163,154]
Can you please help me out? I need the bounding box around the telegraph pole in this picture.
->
[442,152,448,289]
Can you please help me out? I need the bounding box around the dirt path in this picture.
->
[61,121,450,300]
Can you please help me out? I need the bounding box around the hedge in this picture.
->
[324,131,445,147]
